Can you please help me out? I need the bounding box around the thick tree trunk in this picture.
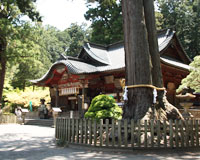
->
[0,36,7,107]
[143,0,165,109]
[143,0,163,88]
[122,0,183,121]
[122,0,153,120]
[143,0,183,120]
[0,59,6,103]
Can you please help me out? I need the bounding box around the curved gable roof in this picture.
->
[31,29,191,85]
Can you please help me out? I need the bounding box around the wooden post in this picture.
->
[76,119,79,143]
[118,120,122,147]
[195,120,199,147]
[89,119,92,145]
[112,119,115,147]
[150,119,154,148]
[144,120,148,148]
[72,119,75,143]
[190,120,194,147]
[84,119,88,144]
[68,119,71,143]
[175,120,179,148]
[157,120,161,148]
[169,120,173,148]
[131,119,135,148]
[94,119,97,146]
[106,119,109,147]
[55,117,58,139]
[137,120,141,147]
[80,119,83,144]
[124,119,128,148]
[180,120,185,147]
[100,119,103,147]
[65,118,68,142]
[185,120,189,147]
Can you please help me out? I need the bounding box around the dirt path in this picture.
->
[0,124,199,160]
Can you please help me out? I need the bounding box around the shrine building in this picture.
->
[31,29,191,116]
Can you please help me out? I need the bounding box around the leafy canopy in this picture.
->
[85,0,123,45]
[156,0,200,58]
[177,56,200,93]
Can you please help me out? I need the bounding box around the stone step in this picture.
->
[25,119,54,127]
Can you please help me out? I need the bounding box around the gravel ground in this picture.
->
[0,124,200,160]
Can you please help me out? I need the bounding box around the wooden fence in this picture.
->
[0,114,17,124]
[55,118,200,148]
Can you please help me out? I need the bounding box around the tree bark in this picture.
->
[122,0,153,120]
[0,36,7,107]
[143,0,183,120]
[143,0,163,88]
[143,0,165,109]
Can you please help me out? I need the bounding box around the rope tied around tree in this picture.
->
[120,79,165,103]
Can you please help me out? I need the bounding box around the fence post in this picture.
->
[195,120,199,147]
[179,120,184,148]
[72,119,75,143]
[76,119,79,143]
[124,119,128,148]
[106,119,109,147]
[190,120,194,147]
[57,118,60,140]
[144,120,148,148]
[175,120,179,148]
[112,119,115,147]
[94,119,97,146]
[150,119,154,148]
[131,119,135,148]
[137,120,141,148]
[185,120,189,147]
[65,118,68,142]
[80,119,83,144]
[68,119,71,143]
[61,118,64,141]
[55,117,58,139]
[157,120,161,148]
[100,119,103,147]
[118,120,122,147]
[89,119,92,145]
[163,120,167,148]
[169,120,173,148]
[84,119,88,144]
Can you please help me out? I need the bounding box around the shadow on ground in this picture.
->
[0,125,200,160]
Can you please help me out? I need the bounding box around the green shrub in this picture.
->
[84,94,122,120]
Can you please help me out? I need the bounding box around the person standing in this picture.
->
[39,99,48,119]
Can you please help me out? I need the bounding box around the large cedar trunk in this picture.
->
[122,0,183,120]
[143,0,183,120]
[122,0,153,120]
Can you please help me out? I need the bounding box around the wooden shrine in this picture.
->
[31,29,191,116]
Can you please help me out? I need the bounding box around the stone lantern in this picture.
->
[176,90,196,119]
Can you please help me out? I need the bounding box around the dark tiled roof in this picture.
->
[31,29,190,84]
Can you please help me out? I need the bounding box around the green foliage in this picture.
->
[4,86,50,109]
[64,23,89,57]
[6,23,51,89]
[84,94,122,120]
[156,0,200,58]
[86,0,200,59]
[85,0,123,45]
[177,56,200,93]
[0,0,41,102]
